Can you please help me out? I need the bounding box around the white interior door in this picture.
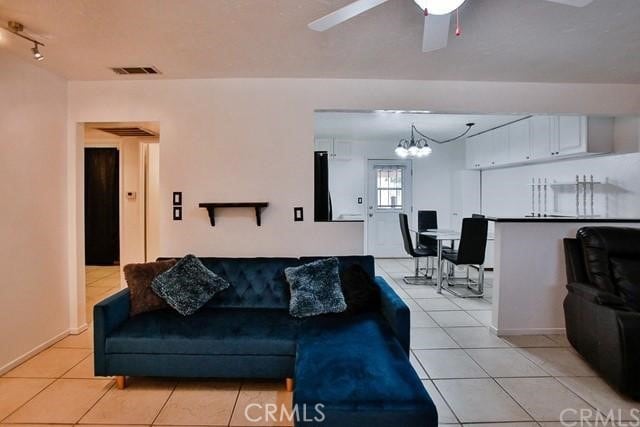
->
[366,160,412,257]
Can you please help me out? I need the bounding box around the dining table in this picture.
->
[411,228,494,295]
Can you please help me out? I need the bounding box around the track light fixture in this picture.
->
[6,21,45,61]
[31,43,44,61]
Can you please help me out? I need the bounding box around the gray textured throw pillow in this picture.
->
[285,257,347,318]
[151,254,230,316]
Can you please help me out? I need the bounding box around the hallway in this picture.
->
[85,266,120,323]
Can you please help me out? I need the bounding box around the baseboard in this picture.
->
[492,326,566,336]
[0,329,70,375]
[70,323,88,335]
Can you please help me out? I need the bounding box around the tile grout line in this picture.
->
[149,381,178,426]
[73,378,116,424]
[227,379,244,427]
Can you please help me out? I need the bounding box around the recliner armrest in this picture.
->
[374,276,410,355]
[566,282,627,307]
[93,289,130,375]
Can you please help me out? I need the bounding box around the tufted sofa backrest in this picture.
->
[199,258,300,310]
[158,256,376,310]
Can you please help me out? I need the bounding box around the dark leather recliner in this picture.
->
[563,227,640,400]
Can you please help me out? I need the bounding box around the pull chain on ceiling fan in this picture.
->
[308,0,594,53]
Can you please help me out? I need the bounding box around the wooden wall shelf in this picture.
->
[198,202,269,226]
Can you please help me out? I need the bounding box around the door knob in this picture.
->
[368,213,373,218]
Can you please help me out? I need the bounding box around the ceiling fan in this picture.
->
[308,0,594,53]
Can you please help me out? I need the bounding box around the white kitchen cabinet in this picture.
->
[332,140,352,160]
[554,115,585,156]
[314,138,352,160]
[530,115,554,160]
[490,127,509,167]
[508,119,531,163]
[466,115,613,170]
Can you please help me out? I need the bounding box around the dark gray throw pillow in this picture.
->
[285,257,347,318]
[610,257,640,311]
[340,264,381,314]
[151,254,230,316]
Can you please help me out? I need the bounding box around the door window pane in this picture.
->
[376,167,403,209]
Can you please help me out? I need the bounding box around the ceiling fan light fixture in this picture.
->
[414,0,466,15]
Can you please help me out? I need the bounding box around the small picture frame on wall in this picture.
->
[173,192,182,206]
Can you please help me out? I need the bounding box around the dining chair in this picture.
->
[399,213,436,285]
[417,210,438,278]
[441,217,488,297]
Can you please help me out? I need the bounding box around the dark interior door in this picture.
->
[85,148,119,265]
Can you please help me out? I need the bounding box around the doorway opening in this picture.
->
[83,122,160,322]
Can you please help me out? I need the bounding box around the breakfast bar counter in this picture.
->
[487,217,640,335]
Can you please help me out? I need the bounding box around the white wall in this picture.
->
[0,52,69,372]
[66,78,640,328]
[482,152,640,219]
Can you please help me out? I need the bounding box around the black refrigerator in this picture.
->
[314,151,332,221]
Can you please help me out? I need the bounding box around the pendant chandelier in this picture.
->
[395,122,475,158]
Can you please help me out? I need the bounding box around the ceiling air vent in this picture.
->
[96,127,157,137]
[110,66,161,75]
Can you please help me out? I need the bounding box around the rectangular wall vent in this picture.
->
[96,127,157,137]
[110,66,161,75]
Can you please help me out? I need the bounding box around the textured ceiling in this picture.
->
[0,0,639,82]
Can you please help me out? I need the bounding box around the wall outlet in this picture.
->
[357,197,363,204]
[294,207,304,222]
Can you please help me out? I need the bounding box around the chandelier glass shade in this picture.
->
[395,122,474,158]
[395,136,432,158]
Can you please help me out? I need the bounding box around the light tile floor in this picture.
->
[85,266,121,322]
[1,260,637,427]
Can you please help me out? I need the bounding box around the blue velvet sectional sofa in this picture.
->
[94,256,437,426]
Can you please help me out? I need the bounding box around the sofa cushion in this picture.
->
[124,259,177,316]
[610,257,640,311]
[152,255,230,316]
[106,308,299,356]
[577,227,640,293]
[294,312,437,426]
[285,257,347,318]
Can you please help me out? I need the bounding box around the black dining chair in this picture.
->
[399,213,436,285]
[417,210,438,278]
[441,217,488,297]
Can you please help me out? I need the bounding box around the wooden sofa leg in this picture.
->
[285,377,294,392]
[115,376,127,390]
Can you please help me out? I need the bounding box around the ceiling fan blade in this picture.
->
[422,14,450,53]
[543,0,594,7]
[308,0,390,32]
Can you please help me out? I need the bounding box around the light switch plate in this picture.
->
[294,207,304,222]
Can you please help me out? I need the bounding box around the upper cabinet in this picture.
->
[466,116,613,170]
[314,138,352,160]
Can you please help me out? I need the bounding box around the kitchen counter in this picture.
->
[487,216,640,223]
[489,218,640,336]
